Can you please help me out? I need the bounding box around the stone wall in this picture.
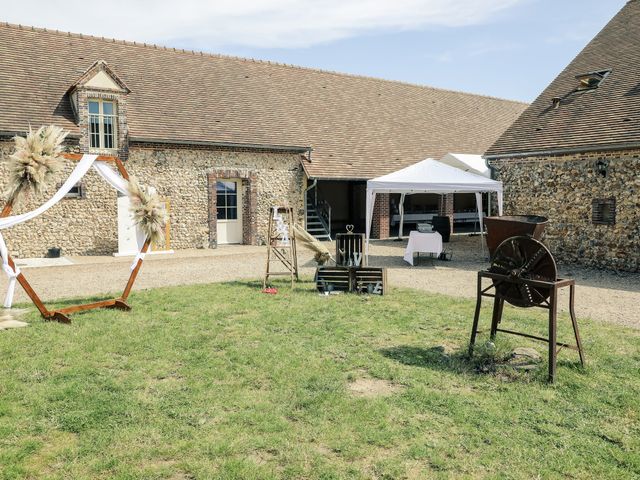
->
[127,146,305,249]
[0,141,119,258]
[0,141,305,257]
[489,149,640,272]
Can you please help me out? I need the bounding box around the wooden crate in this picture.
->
[335,231,367,267]
[353,267,386,295]
[316,267,351,293]
[316,266,386,295]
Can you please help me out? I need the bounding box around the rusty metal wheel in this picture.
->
[489,236,557,308]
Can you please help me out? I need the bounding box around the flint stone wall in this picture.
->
[489,149,640,272]
[0,141,304,257]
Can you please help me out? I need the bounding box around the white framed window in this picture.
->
[216,180,238,220]
[88,99,117,150]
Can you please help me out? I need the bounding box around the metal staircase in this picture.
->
[305,183,332,241]
[306,203,332,241]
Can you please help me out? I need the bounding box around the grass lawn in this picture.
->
[0,280,639,479]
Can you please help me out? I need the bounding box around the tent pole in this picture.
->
[475,192,486,260]
[365,190,376,259]
[398,193,406,240]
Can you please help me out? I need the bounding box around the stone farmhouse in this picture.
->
[485,0,640,272]
[0,22,525,257]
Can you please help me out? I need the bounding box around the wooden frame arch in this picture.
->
[1,154,151,323]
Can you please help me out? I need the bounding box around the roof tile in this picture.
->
[0,23,526,178]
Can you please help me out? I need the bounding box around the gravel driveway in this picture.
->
[2,236,639,328]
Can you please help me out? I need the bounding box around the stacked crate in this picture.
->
[317,228,386,295]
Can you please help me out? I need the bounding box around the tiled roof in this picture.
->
[486,0,640,158]
[0,23,526,179]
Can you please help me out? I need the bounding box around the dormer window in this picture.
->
[88,99,117,150]
[575,70,611,91]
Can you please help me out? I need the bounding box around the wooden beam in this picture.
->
[120,238,151,302]
[62,153,119,163]
[1,200,53,318]
[114,157,130,180]
[54,299,118,315]
[46,312,71,324]
[1,200,14,218]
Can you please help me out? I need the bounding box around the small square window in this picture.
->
[592,198,615,225]
[65,183,85,199]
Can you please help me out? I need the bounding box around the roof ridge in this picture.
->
[1,21,527,106]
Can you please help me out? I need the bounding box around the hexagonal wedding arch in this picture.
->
[0,153,155,323]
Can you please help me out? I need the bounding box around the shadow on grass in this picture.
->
[380,344,546,382]
[224,279,318,292]
[380,345,476,374]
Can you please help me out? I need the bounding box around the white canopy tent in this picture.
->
[439,153,490,178]
[438,153,493,227]
[365,158,503,256]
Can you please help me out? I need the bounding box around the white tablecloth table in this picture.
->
[403,231,443,266]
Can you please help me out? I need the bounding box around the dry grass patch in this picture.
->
[347,377,404,398]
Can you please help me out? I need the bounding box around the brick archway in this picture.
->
[207,170,258,246]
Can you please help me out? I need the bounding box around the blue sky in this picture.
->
[210,0,626,102]
[4,0,628,102]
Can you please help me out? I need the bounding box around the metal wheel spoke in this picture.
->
[490,236,557,307]
[521,247,546,273]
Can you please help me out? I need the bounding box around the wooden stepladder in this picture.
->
[263,206,299,288]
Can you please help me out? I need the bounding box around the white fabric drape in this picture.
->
[0,154,148,308]
[0,155,97,230]
[403,231,443,266]
[93,161,129,196]
[0,236,19,308]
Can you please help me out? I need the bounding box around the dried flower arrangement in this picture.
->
[127,176,168,245]
[293,223,333,265]
[5,125,68,204]
[5,124,167,244]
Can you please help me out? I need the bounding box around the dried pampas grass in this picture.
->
[127,176,168,245]
[5,125,68,204]
[293,223,333,265]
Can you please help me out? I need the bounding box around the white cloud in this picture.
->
[3,0,524,49]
